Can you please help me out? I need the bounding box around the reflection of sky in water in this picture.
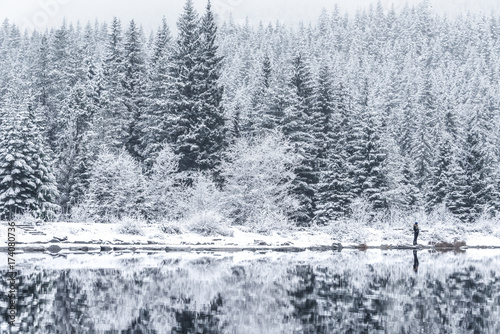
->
[1,250,499,333]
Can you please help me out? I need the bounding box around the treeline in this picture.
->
[0,0,499,226]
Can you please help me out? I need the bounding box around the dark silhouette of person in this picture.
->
[413,250,419,273]
[413,222,419,245]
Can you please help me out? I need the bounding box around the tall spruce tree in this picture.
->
[282,53,317,225]
[197,0,227,176]
[0,101,59,220]
[251,53,276,132]
[426,136,453,211]
[314,64,336,223]
[169,0,226,180]
[123,19,148,161]
[55,83,96,214]
[99,17,127,149]
[348,79,388,210]
[412,74,436,193]
[315,72,353,222]
[140,17,173,171]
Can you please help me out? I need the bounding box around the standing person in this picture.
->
[413,222,419,245]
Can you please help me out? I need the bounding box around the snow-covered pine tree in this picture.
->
[55,83,96,214]
[348,78,388,211]
[196,0,227,177]
[282,53,318,225]
[313,63,336,223]
[412,73,436,194]
[445,155,469,221]
[398,156,421,211]
[99,17,127,149]
[426,136,453,211]
[45,22,76,150]
[0,101,59,220]
[123,20,148,161]
[168,0,201,175]
[31,33,51,110]
[251,53,276,133]
[169,0,227,181]
[314,67,352,223]
[426,102,459,212]
[139,17,173,171]
[460,116,495,220]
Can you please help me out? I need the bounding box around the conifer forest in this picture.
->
[1,0,500,230]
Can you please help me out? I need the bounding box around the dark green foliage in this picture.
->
[123,20,148,161]
[348,79,388,210]
[314,66,352,222]
[140,17,173,171]
[169,0,227,179]
[56,83,96,214]
[0,104,59,220]
[283,53,318,225]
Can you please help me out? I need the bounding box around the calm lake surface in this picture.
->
[1,249,500,333]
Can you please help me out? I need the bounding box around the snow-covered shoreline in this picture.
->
[3,221,500,253]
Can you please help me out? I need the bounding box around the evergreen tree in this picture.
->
[282,53,317,225]
[398,156,421,211]
[197,0,227,175]
[426,137,453,211]
[0,102,59,220]
[461,119,495,220]
[99,17,127,148]
[140,17,173,171]
[315,74,353,222]
[55,83,96,214]
[348,79,388,210]
[169,0,227,180]
[123,19,148,161]
[45,22,76,150]
[446,156,469,220]
[412,74,436,192]
[252,53,276,132]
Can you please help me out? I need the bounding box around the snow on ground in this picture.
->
[1,220,500,250]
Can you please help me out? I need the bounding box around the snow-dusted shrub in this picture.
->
[221,131,299,230]
[186,210,233,237]
[12,211,39,226]
[159,220,184,234]
[84,148,145,222]
[116,216,145,236]
[246,204,290,235]
[68,203,95,223]
[467,214,500,238]
[348,197,373,225]
[144,144,186,222]
[181,173,222,214]
[177,174,231,235]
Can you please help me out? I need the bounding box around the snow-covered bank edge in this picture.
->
[2,221,500,253]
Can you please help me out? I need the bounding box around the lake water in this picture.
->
[1,249,500,333]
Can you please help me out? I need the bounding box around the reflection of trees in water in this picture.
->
[172,294,222,334]
[50,270,95,333]
[287,264,391,333]
[1,253,500,333]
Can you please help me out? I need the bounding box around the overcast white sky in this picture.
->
[1,0,499,34]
